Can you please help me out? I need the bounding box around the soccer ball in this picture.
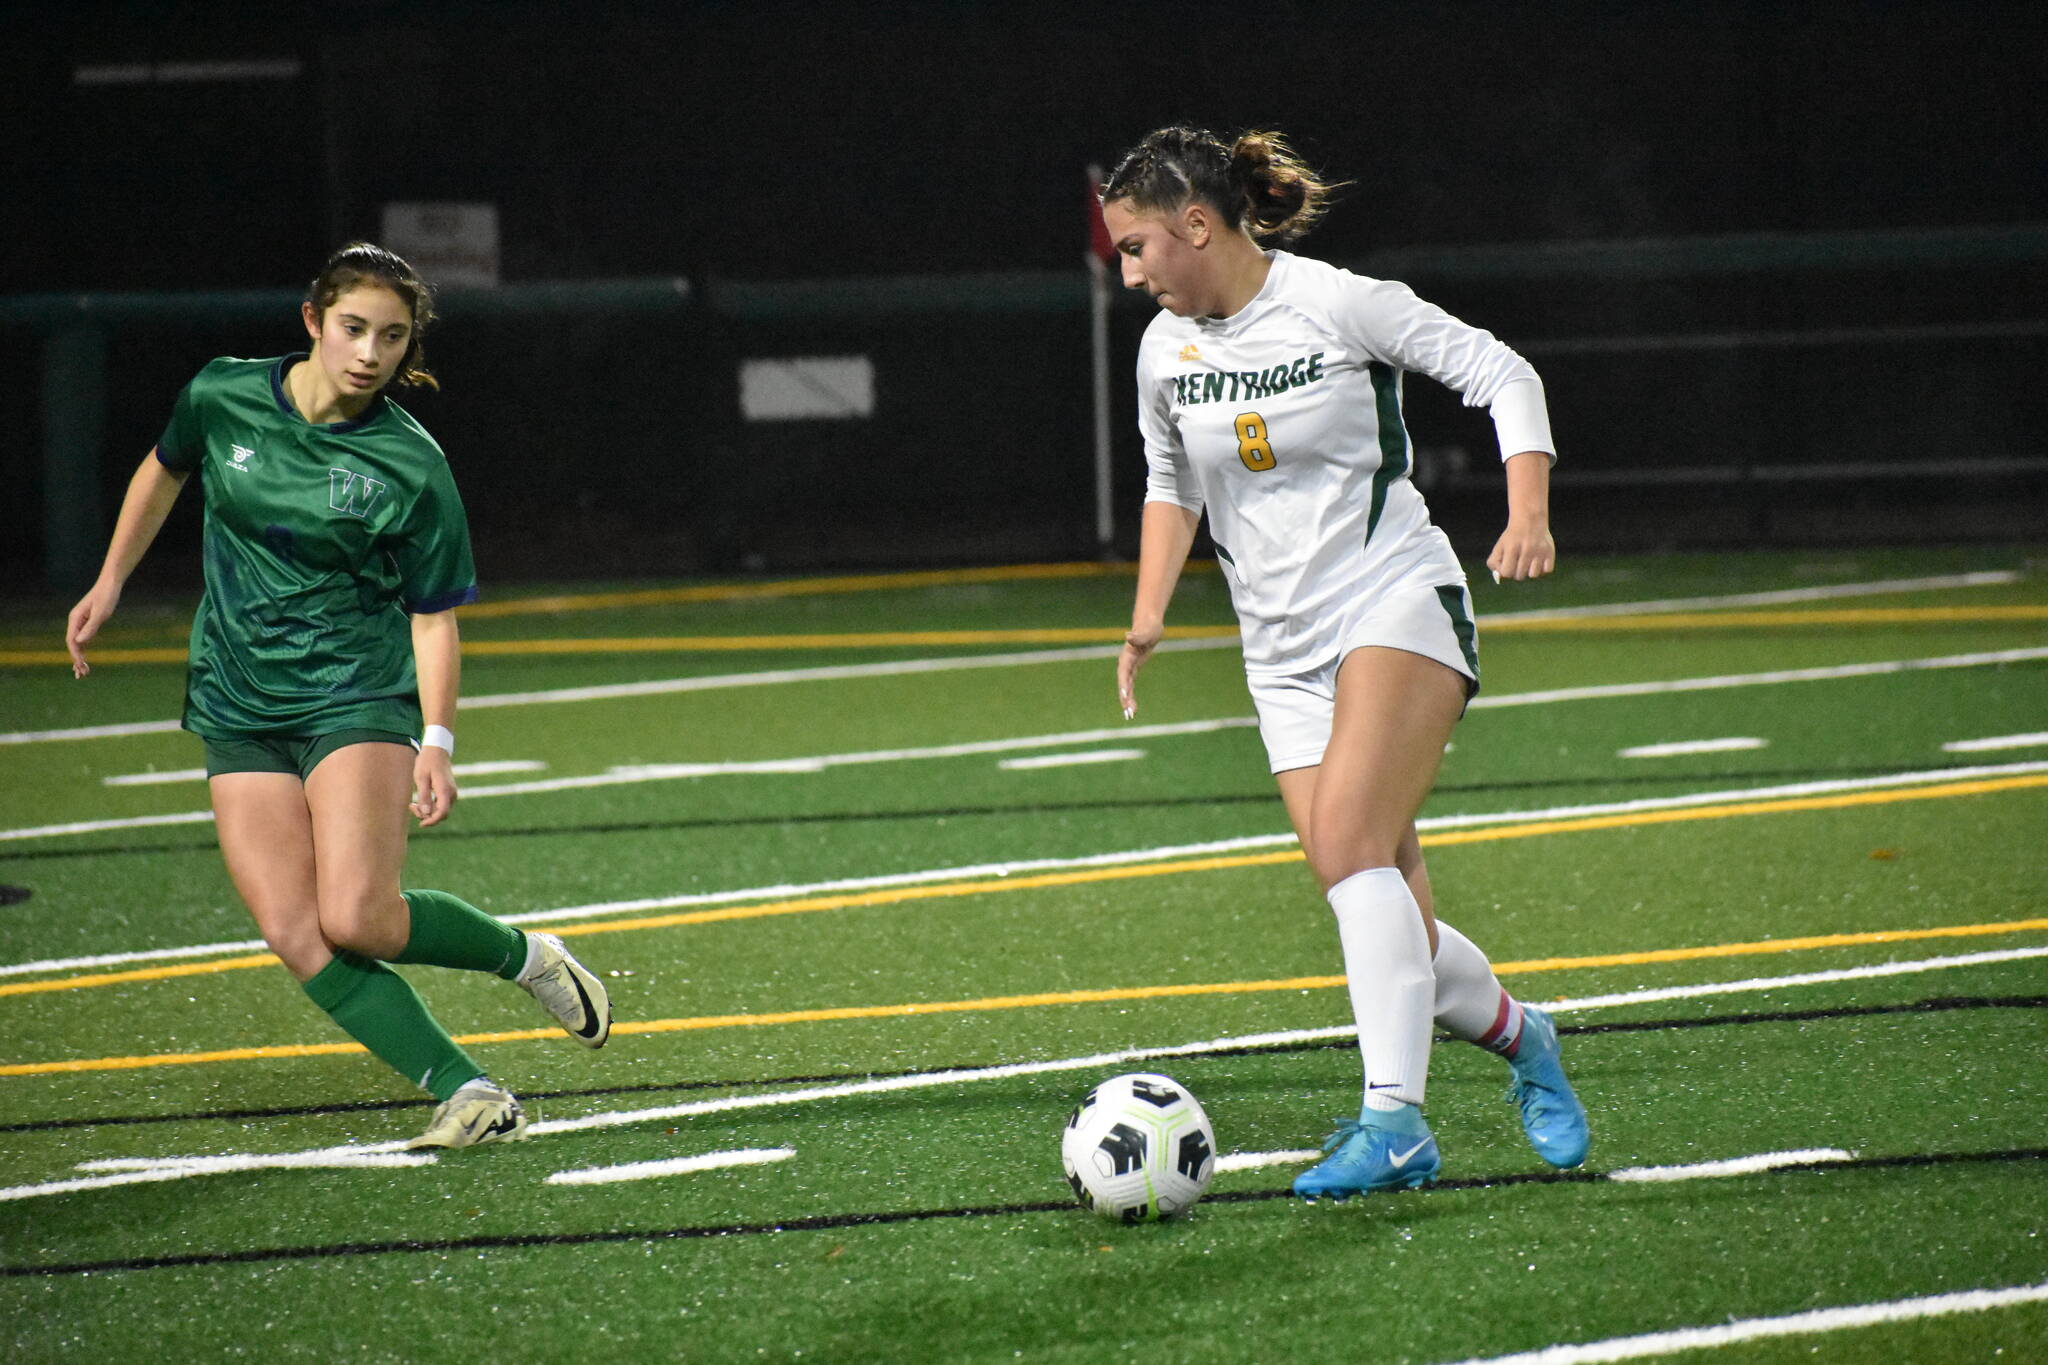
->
[1061,1072,1216,1222]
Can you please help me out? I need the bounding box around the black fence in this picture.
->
[5,225,2045,594]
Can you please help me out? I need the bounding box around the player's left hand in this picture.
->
[410,746,458,827]
[1487,519,1556,582]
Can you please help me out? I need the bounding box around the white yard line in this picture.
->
[100,759,546,787]
[470,718,1254,795]
[99,768,207,787]
[1618,738,1767,759]
[998,750,1147,770]
[1221,1146,1859,1181]
[8,759,2047,978]
[544,1148,795,1186]
[76,1150,439,1174]
[3,569,2026,748]
[1943,731,2048,753]
[1607,1149,1855,1182]
[1214,1149,1323,1172]
[1481,569,2019,623]
[0,643,1214,746]
[1430,1280,2048,1365]
[1,1150,435,1203]
[1465,647,2048,710]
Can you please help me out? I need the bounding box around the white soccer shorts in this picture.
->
[1247,579,1479,775]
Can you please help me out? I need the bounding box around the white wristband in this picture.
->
[422,725,455,757]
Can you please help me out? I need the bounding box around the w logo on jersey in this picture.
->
[328,467,388,519]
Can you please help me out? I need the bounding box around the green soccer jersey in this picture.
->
[154,355,479,739]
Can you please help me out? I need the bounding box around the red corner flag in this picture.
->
[1087,164,1115,265]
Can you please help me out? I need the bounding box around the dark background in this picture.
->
[4,0,2044,588]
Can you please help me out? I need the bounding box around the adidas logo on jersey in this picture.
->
[1178,344,1202,363]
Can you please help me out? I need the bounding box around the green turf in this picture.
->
[3,548,2046,1363]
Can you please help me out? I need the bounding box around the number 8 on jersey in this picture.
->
[1234,412,1277,471]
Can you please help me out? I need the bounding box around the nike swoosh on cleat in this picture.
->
[1387,1139,1433,1169]
[564,969,602,1038]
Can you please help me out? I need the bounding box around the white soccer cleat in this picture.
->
[407,1078,528,1150]
[516,932,612,1049]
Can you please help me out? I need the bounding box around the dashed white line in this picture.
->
[1214,1149,1321,1173]
[999,749,1147,770]
[1430,1279,2048,1365]
[1607,1148,1855,1182]
[1465,647,2048,710]
[2,1150,435,1203]
[101,759,549,787]
[100,768,208,787]
[545,1148,796,1186]
[480,718,1249,795]
[1221,1147,1861,1182]
[1481,570,2020,623]
[1618,738,1767,759]
[1943,731,2048,753]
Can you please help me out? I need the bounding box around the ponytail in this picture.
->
[1228,130,1336,243]
[1102,125,1343,244]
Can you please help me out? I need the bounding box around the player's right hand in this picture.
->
[1118,622,1163,719]
[65,582,120,678]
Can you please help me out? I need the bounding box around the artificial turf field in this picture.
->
[1,544,2044,1363]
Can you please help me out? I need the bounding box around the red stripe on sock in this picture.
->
[1480,990,1525,1057]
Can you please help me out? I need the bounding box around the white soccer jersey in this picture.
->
[1138,250,1555,676]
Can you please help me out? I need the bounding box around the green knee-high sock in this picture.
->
[302,952,484,1102]
[394,889,527,980]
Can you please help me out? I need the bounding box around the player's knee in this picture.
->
[317,888,404,959]
[256,917,331,981]
[1305,842,1400,894]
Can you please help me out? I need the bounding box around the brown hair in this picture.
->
[304,241,439,390]
[1101,126,1343,244]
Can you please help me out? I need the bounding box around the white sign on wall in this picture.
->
[379,203,500,287]
[739,356,876,421]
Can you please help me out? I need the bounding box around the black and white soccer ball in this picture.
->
[1060,1072,1216,1222]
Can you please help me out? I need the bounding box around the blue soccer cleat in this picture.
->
[1291,1106,1440,1202]
[1507,1007,1590,1168]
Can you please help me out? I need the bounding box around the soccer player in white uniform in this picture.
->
[1104,126,1589,1200]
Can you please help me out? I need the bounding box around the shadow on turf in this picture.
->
[11,995,2041,1137]
[0,761,1967,862]
[8,1148,2046,1280]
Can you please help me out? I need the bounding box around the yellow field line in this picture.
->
[9,604,2039,667]
[6,915,2045,1077]
[457,561,1148,619]
[0,625,1235,666]
[4,772,2044,1015]
[456,626,1233,656]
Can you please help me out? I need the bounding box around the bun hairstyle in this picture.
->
[1101,125,1342,244]
[304,241,439,390]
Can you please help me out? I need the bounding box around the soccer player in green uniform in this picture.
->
[65,242,611,1149]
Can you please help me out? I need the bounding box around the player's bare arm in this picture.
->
[410,607,462,827]
[65,452,189,677]
[1120,499,1201,718]
[1487,449,1555,583]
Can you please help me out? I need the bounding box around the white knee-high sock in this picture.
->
[1432,920,1528,1057]
[1327,867,1436,1111]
